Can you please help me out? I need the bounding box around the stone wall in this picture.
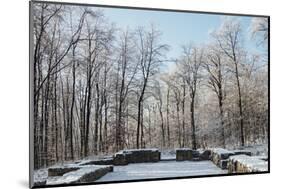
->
[228,155,268,173]
[79,158,114,166]
[176,148,211,161]
[48,166,80,177]
[211,148,235,169]
[211,148,262,173]
[47,165,113,185]
[113,149,161,165]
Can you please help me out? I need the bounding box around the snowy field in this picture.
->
[95,160,227,182]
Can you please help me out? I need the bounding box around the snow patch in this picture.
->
[212,148,234,155]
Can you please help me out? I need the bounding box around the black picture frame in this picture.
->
[29,1,270,188]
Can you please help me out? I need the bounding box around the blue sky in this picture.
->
[92,6,264,70]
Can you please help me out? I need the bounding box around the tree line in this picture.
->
[32,3,268,169]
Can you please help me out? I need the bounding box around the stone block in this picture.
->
[47,165,113,185]
[176,148,193,161]
[79,158,114,166]
[233,150,252,156]
[113,153,128,166]
[220,159,228,169]
[48,166,80,177]
[199,150,211,160]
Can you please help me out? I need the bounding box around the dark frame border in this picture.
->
[29,1,270,188]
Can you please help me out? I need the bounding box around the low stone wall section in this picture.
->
[47,165,113,185]
[228,155,268,173]
[176,148,211,161]
[113,148,161,165]
[211,148,256,170]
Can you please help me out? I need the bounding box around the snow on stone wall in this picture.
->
[228,154,268,173]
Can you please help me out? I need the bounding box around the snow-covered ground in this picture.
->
[95,160,227,182]
[160,150,176,160]
[228,144,268,156]
[33,168,48,184]
[238,144,268,156]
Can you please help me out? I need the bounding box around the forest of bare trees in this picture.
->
[32,3,268,169]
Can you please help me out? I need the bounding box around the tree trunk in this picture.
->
[218,86,225,148]
[176,100,181,147]
[94,82,100,155]
[99,98,103,152]
[85,74,92,157]
[234,62,245,146]
[166,87,170,147]
[182,83,186,147]
[191,95,197,150]
[141,104,145,148]
[103,92,108,153]
[159,105,165,148]
[69,50,76,160]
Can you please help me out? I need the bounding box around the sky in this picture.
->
[90,6,265,71]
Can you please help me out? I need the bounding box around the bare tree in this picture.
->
[178,45,203,150]
[251,17,269,47]
[81,9,108,156]
[135,26,168,149]
[204,45,226,147]
[212,19,246,146]
[114,29,138,151]
[167,74,183,147]
[153,80,166,148]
